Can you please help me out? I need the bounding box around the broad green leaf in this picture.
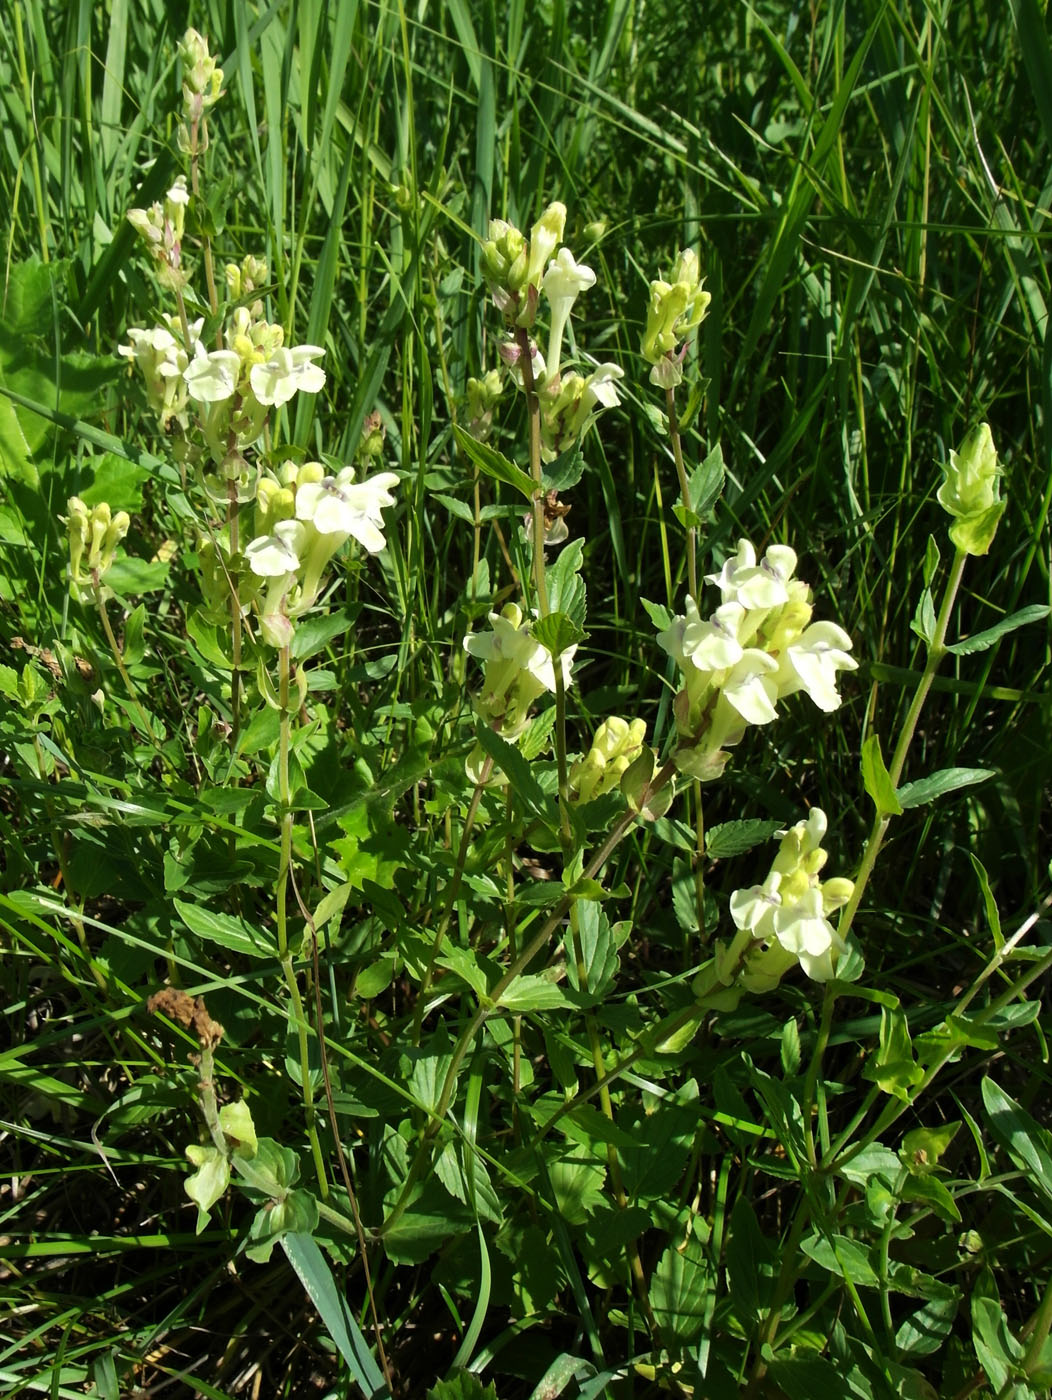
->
[545,537,587,627]
[533,610,585,660]
[982,1078,1052,1206]
[541,444,585,493]
[473,722,558,827]
[946,604,1049,656]
[896,1295,960,1358]
[639,596,671,632]
[173,897,273,959]
[705,819,782,859]
[800,1232,879,1286]
[861,734,903,817]
[862,1006,924,1100]
[726,1197,777,1325]
[184,1145,230,1234]
[897,767,995,809]
[650,1233,714,1346]
[452,423,534,499]
[497,974,573,1013]
[686,442,725,516]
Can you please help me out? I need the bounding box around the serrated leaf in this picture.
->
[897,767,995,809]
[705,819,782,859]
[686,442,725,516]
[473,722,558,828]
[533,610,585,659]
[862,734,902,817]
[639,596,672,632]
[452,423,534,499]
[650,1233,715,1346]
[541,444,585,492]
[545,537,586,627]
[946,604,1049,656]
[519,706,557,760]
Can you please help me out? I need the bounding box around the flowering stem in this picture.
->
[379,757,678,1237]
[665,384,697,605]
[227,479,243,744]
[837,547,968,947]
[92,575,168,757]
[515,326,549,617]
[412,754,495,1045]
[275,645,328,1197]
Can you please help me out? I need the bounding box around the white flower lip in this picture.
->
[245,520,305,576]
[249,345,327,408]
[295,467,399,553]
[184,344,241,402]
[784,621,858,712]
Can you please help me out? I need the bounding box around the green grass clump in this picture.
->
[2,3,1050,1397]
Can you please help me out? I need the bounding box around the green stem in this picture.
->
[412,754,495,1044]
[837,548,968,947]
[379,756,679,1237]
[516,325,549,616]
[275,646,328,1197]
[666,384,697,605]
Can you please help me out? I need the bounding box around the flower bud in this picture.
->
[937,422,1006,555]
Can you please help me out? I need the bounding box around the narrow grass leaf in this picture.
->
[282,1233,389,1398]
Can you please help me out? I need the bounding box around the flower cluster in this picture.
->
[482,201,623,461]
[238,460,399,648]
[641,248,711,389]
[65,497,130,602]
[463,603,576,740]
[178,27,223,142]
[126,178,191,292]
[119,276,326,489]
[658,539,857,781]
[568,717,647,804]
[726,809,854,988]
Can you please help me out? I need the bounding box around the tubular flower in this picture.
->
[294,467,399,553]
[656,538,856,780]
[464,602,576,738]
[725,809,854,992]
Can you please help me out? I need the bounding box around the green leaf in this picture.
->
[497,974,572,1013]
[245,1188,320,1264]
[896,1295,960,1358]
[861,734,903,817]
[686,442,725,516]
[982,1078,1052,1207]
[765,1354,858,1400]
[184,1145,230,1234]
[910,587,936,646]
[452,423,534,499]
[173,897,274,959]
[726,1197,777,1325]
[897,767,995,808]
[519,706,557,760]
[282,1233,388,1398]
[800,1232,879,1286]
[650,1233,715,1346]
[532,610,585,660]
[946,604,1049,656]
[122,604,147,668]
[473,722,558,828]
[899,1173,962,1224]
[427,1372,498,1400]
[541,444,585,493]
[705,819,782,859]
[545,537,587,627]
[639,596,671,632]
[862,1006,924,1100]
